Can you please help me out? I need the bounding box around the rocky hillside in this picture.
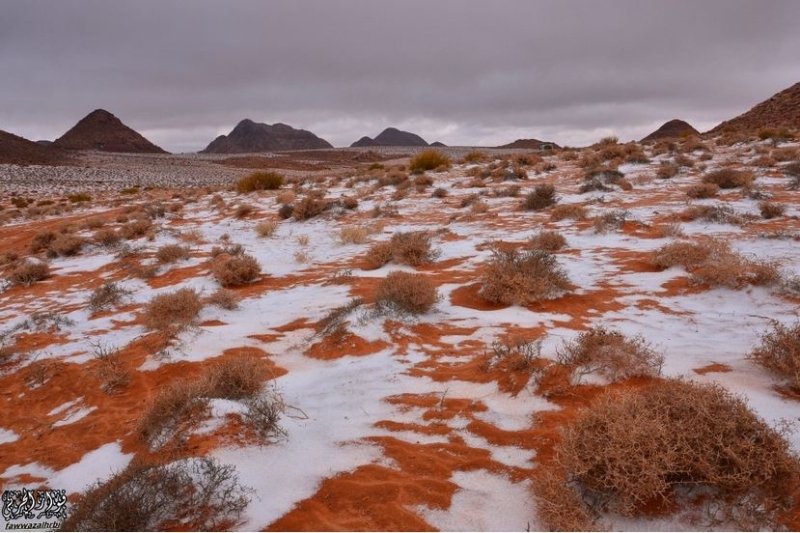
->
[54,109,167,153]
[641,119,699,142]
[350,127,428,147]
[709,81,800,134]
[201,119,332,153]
[0,129,70,166]
[496,138,559,150]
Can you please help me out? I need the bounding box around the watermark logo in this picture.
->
[1,489,67,531]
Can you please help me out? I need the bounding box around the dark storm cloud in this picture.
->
[1,0,798,151]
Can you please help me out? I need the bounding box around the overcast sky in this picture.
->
[1,0,798,152]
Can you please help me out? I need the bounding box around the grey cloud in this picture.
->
[1,0,798,151]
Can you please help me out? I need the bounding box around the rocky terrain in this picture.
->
[0,130,71,166]
[496,138,560,150]
[201,119,332,153]
[709,81,800,134]
[53,109,167,154]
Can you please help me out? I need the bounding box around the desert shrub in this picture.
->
[432,187,448,198]
[236,171,284,193]
[495,184,521,197]
[592,210,627,233]
[341,196,359,210]
[579,178,612,193]
[276,190,296,205]
[375,271,439,315]
[527,230,567,252]
[685,182,719,199]
[409,150,451,174]
[749,321,800,390]
[758,127,794,143]
[212,253,261,287]
[137,378,205,445]
[7,261,50,286]
[784,161,800,190]
[62,458,251,531]
[656,162,679,179]
[142,288,203,331]
[67,192,92,203]
[207,288,240,310]
[43,234,83,257]
[30,231,56,253]
[463,150,488,163]
[93,228,121,247]
[92,343,131,394]
[557,327,663,382]
[702,168,754,189]
[522,184,557,210]
[550,204,588,221]
[364,231,438,269]
[203,356,265,400]
[480,248,570,305]
[543,379,799,530]
[255,220,278,238]
[119,219,153,240]
[210,243,244,257]
[413,174,434,190]
[653,238,779,288]
[243,395,286,440]
[277,203,294,219]
[293,194,328,221]
[338,225,369,245]
[155,244,190,264]
[89,282,132,312]
[680,204,743,224]
[759,201,786,219]
[234,203,254,218]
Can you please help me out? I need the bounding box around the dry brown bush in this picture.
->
[550,204,588,221]
[234,203,254,218]
[137,378,206,444]
[30,230,56,253]
[62,458,250,531]
[702,168,755,189]
[680,204,744,224]
[207,288,240,310]
[759,201,786,219]
[339,225,370,245]
[522,184,557,210]
[236,170,284,192]
[557,327,663,381]
[592,210,627,233]
[47,234,85,257]
[7,261,50,286]
[748,321,800,390]
[93,228,121,247]
[292,194,329,221]
[364,231,438,269]
[432,187,448,198]
[119,218,153,240]
[685,182,719,199]
[527,230,567,252]
[212,253,261,287]
[542,379,799,530]
[203,356,265,400]
[409,150,451,173]
[653,238,779,288]
[255,220,278,238]
[142,288,203,331]
[480,248,570,305]
[155,244,190,264]
[375,271,439,315]
[89,282,132,312]
[656,162,679,179]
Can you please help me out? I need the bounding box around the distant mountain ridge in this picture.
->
[0,129,70,166]
[350,127,428,147]
[201,119,332,153]
[496,138,559,150]
[641,119,699,142]
[709,81,800,134]
[54,109,167,153]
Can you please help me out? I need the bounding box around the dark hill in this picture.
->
[350,128,428,147]
[0,130,70,166]
[641,119,699,142]
[201,119,332,153]
[708,81,800,134]
[54,109,167,153]
[496,138,559,150]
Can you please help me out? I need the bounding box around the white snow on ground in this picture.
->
[0,427,19,444]
[415,470,536,531]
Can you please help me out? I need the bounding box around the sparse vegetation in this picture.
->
[364,231,438,269]
[212,253,261,287]
[749,321,800,390]
[527,230,567,252]
[702,168,755,189]
[557,327,664,382]
[89,282,132,312]
[7,261,50,286]
[685,182,719,199]
[480,248,570,305]
[207,288,240,310]
[409,150,451,174]
[536,379,799,531]
[142,288,203,331]
[522,184,557,210]
[375,271,439,315]
[236,171,284,193]
[155,244,190,263]
[255,220,279,238]
[550,204,588,221]
[759,201,786,219]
